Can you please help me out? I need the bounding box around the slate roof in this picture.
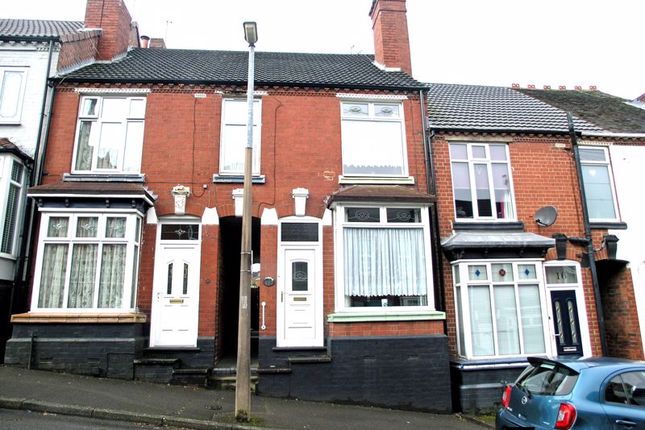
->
[326,185,434,207]
[0,138,32,162]
[0,19,83,39]
[519,89,645,134]
[426,83,602,133]
[60,48,426,90]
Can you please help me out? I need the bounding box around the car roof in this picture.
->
[529,356,645,374]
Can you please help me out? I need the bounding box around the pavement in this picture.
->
[0,365,488,429]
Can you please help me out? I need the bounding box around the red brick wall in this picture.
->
[42,85,428,342]
[84,0,132,60]
[599,264,644,360]
[57,31,101,72]
[370,0,412,75]
[433,134,603,356]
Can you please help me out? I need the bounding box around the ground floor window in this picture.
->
[31,212,142,311]
[453,260,549,358]
[334,205,433,311]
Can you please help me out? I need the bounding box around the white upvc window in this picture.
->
[449,142,516,221]
[31,212,142,311]
[579,146,619,222]
[219,98,261,175]
[0,67,28,124]
[0,158,26,256]
[453,260,550,359]
[71,96,146,174]
[340,101,408,177]
[334,204,434,312]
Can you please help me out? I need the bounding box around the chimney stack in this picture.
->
[369,0,412,75]
[84,0,133,60]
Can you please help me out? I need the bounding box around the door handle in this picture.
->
[615,419,636,426]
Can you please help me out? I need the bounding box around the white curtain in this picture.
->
[343,227,426,297]
[67,244,97,308]
[38,244,68,308]
[74,121,94,170]
[469,286,494,356]
[519,285,546,354]
[341,120,404,176]
[98,244,126,308]
[494,285,520,355]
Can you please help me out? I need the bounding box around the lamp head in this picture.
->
[243,22,258,46]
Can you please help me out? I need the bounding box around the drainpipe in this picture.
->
[12,39,56,314]
[419,89,445,311]
[568,113,608,356]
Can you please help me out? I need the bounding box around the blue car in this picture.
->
[496,356,645,429]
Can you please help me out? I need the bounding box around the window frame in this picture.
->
[0,156,26,258]
[333,203,435,314]
[448,142,517,222]
[453,259,552,359]
[218,98,262,176]
[30,211,143,312]
[578,145,620,222]
[0,66,28,124]
[70,95,147,174]
[339,99,409,179]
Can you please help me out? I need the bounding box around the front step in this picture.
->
[133,358,180,383]
[209,374,259,392]
[171,367,211,387]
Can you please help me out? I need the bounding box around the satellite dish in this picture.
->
[534,206,558,227]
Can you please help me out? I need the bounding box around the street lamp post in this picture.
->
[235,21,257,421]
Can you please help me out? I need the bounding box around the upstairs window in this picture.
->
[579,147,618,222]
[1,159,26,256]
[449,142,515,221]
[0,67,28,124]
[219,98,261,175]
[340,101,407,177]
[72,96,146,174]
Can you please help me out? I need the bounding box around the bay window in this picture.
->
[219,98,261,175]
[72,95,146,174]
[453,261,548,358]
[32,213,142,311]
[579,146,619,221]
[449,142,515,220]
[0,67,27,124]
[340,100,407,177]
[1,158,25,256]
[335,205,432,311]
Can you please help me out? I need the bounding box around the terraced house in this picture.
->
[5,0,452,412]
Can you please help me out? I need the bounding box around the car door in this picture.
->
[602,370,645,429]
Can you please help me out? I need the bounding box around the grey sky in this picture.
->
[3,0,643,99]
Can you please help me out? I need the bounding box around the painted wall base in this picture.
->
[450,358,529,413]
[257,335,452,412]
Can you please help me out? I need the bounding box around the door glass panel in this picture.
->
[292,261,308,292]
[183,263,189,295]
[554,300,565,346]
[545,266,578,284]
[167,263,173,294]
[567,299,579,345]
[160,224,199,240]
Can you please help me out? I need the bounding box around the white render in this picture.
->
[608,144,645,353]
[0,42,60,156]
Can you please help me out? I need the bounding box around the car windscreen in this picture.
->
[516,361,579,396]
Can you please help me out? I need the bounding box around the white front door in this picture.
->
[277,247,323,347]
[150,239,201,347]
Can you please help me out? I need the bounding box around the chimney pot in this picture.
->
[589,85,597,91]
[511,83,520,89]
[559,85,566,90]
[527,84,536,89]
[140,35,150,48]
[574,85,583,90]
[543,85,551,90]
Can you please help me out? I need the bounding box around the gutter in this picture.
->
[568,113,608,356]
[420,90,445,312]
[581,131,645,139]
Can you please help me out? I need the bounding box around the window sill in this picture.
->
[11,311,147,324]
[327,310,445,323]
[590,221,628,230]
[212,174,266,184]
[338,175,415,185]
[453,221,524,231]
[64,173,145,183]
